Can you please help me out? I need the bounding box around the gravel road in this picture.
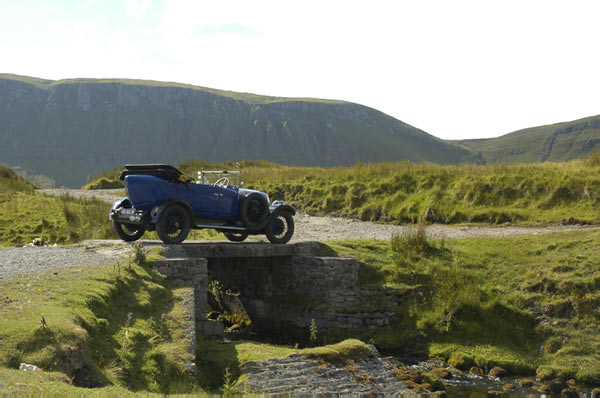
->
[40,188,124,203]
[0,188,589,281]
[0,240,131,281]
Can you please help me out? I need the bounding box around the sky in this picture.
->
[1,0,599,140]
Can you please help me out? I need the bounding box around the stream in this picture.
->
[403,359,598,398]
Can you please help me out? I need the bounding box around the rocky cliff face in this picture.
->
[0,74,479,187]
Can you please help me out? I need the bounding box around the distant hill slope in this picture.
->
[0,74,480,187]
[457,115,600,164]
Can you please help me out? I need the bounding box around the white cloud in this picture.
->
[123,0,153,19]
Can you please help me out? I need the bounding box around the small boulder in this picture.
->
[489,367,507,378]
[519,378,535,388]
[418,383,433,392]
[430,367,452,380]
[469,366,485,377]
[561,388,578,398]
[503,384,516,391]
[538,379,567,394]
[448,354,474,371]
[392,366,422,383]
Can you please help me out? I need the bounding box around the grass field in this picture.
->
[0,165,116,247]
[86,155,600,226]
[0,246,202,394]
[325,228,600,383]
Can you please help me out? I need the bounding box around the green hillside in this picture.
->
[457,115,600,163]
[0,74,480,188]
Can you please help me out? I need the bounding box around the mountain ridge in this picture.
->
[456,114,600,164]
[0,74,479,188]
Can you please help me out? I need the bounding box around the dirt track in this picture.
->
[39,189,595,242]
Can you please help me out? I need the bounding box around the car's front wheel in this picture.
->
[265,211,294,244]
[113,221,145,242]
[224,232,249,242]
[156,205,191,244]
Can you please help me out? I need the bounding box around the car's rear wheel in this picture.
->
[240,193,269,228]
[113,221,145,242]
[156,205,191,244]
[265,211,294,244]
[224,232,249,242]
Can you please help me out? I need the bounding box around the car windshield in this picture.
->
[198,170,241,187]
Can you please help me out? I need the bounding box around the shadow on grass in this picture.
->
[78,263,178,392]
[424,301,542,374]
[195,338,239,392]
[15,326,110,387]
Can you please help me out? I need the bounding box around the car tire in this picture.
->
[113,220,145,242]
[239,193,269,228]
[224,232,249,242]
[156,205,191,244]
[265,211,294,244]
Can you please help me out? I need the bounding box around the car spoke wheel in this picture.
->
[240,193,269,228]
[265,211,294,244]
[157,205,191,244]
[113,220,145,242]
[224,232,249,242]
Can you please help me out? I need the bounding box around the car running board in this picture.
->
[195,223,247,231]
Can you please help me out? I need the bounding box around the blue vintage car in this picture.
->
[109,164,295,244]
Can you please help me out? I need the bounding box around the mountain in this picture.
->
[456,115,600,164]
[0,74,480,188]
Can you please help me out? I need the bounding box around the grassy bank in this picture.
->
[86,156,600,225]
[0,248,199,395]
[0,165,115,247]
[325,228,600,383]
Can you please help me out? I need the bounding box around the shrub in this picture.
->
[391,225,435,258]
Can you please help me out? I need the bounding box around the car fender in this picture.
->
[111,197,131,211]
[251,203,295,232]
[238,188,269,203]
[109,197,131,220]
[150,200,195,224]
[269,203,295,216]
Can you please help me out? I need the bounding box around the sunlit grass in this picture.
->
[86,157,600,226]
[325,228,600,382]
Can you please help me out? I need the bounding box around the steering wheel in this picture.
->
[214,177,230,187]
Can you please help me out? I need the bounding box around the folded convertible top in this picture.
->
[119,164,192,183]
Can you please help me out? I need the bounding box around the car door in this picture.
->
[213,185,238,220]
[187,183,219,219]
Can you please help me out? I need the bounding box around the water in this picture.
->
[402,359,598,398]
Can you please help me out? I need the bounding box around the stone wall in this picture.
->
[205,251,393,334]
[155,242,395,339]
[153,257,223,337]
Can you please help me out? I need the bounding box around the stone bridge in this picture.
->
[152,242,394,343]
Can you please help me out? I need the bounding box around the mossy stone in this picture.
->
[503,384,516,391]
[489,367,507,378]
[469,366,485,377]
[519,378,535,388]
